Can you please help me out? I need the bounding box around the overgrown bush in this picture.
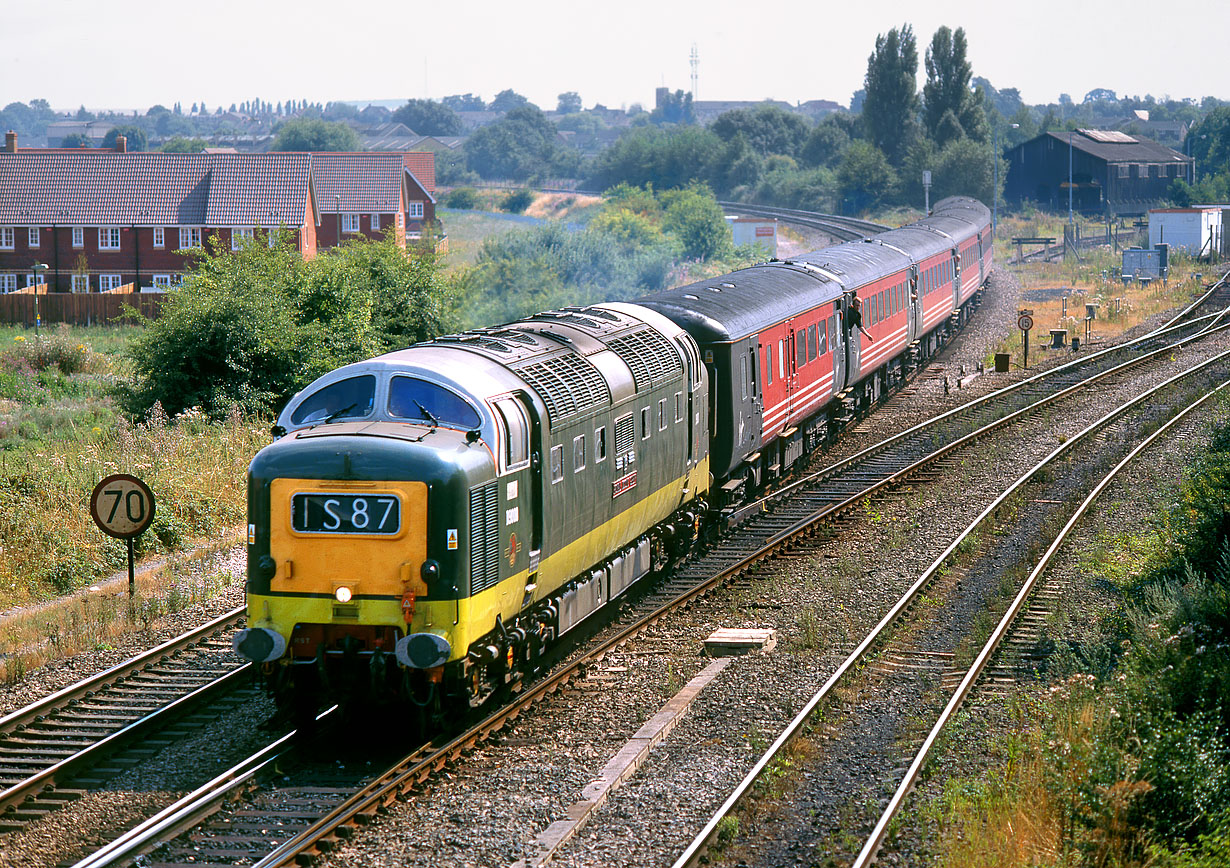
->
[444,187,480,209]
[500,189,535,213]
[3,326,99,375]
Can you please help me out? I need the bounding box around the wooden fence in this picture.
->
[0,289,166,327]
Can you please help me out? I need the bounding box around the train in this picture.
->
[233,196,994,724]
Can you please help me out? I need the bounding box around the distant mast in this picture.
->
[690,43,699,101]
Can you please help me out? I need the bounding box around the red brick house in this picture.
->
[0,151,317,292]
[312,152,437,248]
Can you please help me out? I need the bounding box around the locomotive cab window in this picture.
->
[595,426,607,462]
[573,434,586,472]
[550,444,563,483]
[389,377,482,430]
[290,375,375,425]
[493,397,529,467]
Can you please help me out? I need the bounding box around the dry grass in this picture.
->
[0,540,239,684]
[523,192,602,221]
[935,763,1065,868]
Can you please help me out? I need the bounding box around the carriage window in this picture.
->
[641,407,651,440]
[818,321,828,356]
[389,376,482,430]
[573,434,586,472]
[493,398,529,467]
[779,340,785,378]
[765,345,773,385]
[740,354,748,398]
[807,324,817,361]
[290,375,375,425]
[595,426,607,462]
[880,291,886,320]
[550,445,563,483]
[796,331,807,368]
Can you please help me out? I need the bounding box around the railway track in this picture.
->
[717,201,890,242]
[0,608,248,831]
[61,307,1230,867]
[672,339,1230,868]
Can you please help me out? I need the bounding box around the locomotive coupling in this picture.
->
[233,627,287,664]
[395,632,451,669]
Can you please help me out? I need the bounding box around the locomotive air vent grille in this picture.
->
[606,328,683,392]
[434,334,512,354]
[514,355,611,429]
[614,413,636,455]
[469,482,500,595]
[577,306,619,322]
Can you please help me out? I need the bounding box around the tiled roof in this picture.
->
[311,152,405,213]
[0,152,313,227]
[402,152,435,193]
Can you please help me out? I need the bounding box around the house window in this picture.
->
[99,274,123,291]
[408,202,424,220]
[370,214,380,231]
[595,426,607,462]
[25,273,42,287]
[0,228,14,249]
[397,212,404,227]
[549,444,563,483]
[28,227,39,248]
[71,274,89,292]
[0,275,16,293]
[153,274,172,288]
[153,227,165,248]
[231,227,253,250]
[342,213,361,233]
[72,227,84,248]
[573,434,586,472]
[179,227,201,249]
[98,227,121,250]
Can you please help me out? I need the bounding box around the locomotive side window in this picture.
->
[389,377,482,430]
[595,426,607,462]
[573,434,586,472]
[550,445,563,483]
[291,375,375,425]
[675,391,684,423]
[641,407,651,440]
[493,398,529,467]
[658,398,668,431]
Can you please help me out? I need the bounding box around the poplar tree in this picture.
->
[862,24,919,166]
[923,26,988,146]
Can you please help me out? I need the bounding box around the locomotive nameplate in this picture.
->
[291,493,401,535]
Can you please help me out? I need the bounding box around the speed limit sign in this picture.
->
[91,474,156,538]
[1018,314,1034,331]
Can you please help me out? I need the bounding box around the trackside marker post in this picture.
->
[90,474,156,598]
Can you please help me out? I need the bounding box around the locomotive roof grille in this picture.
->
[606,328,683,392]
[513,353,611,428]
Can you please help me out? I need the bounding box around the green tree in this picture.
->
[464,105,578,180]
[270,118,359,151]
[837,141,898,212]
[102,125,148,151]
[587,126,722,191]
[922,26,987,146]
[660,185,731,260]
[862,24,920,166]
[159,136,209,153]
[710,104,810,159]
[490,89,532,113]
[800,116,852,168]
[123,234,455,418]
[556,92,583,114]
[391,99,465,136]
[60,133,91,148]
[649,89,696,126]
[442,93,485,112]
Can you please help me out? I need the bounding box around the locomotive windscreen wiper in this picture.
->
[322,403,357,423]
[414,400,440,428]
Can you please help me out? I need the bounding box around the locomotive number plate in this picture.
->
[291,493,401,535]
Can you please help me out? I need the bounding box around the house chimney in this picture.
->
[115,135,127,153]
[4,131,15,153]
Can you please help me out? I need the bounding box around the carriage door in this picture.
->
[842,293,861,384]
[493,395,541,594]
[677,336,702,466]
[785,320,799,416]
[951,248,962,309]
[908,264,921,342]
[829,302,847,395]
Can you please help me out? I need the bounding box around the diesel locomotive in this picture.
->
[234,196,993,722]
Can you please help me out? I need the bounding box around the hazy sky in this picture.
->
[3,0,1225,114]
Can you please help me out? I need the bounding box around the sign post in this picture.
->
[90,474,156,598]
[1017,310,1035,370]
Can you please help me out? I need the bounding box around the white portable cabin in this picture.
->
[1148,207,1226,256]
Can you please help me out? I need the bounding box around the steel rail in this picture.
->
[671,344,1230,868]
[1157,265,1230,333]
[0,605,245,736]
[67,705,338,868]
[718,201,891,235]
[851,363,1230,868]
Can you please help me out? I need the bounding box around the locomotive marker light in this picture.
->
[1017,310,1034,369]
[90,473,156,598]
